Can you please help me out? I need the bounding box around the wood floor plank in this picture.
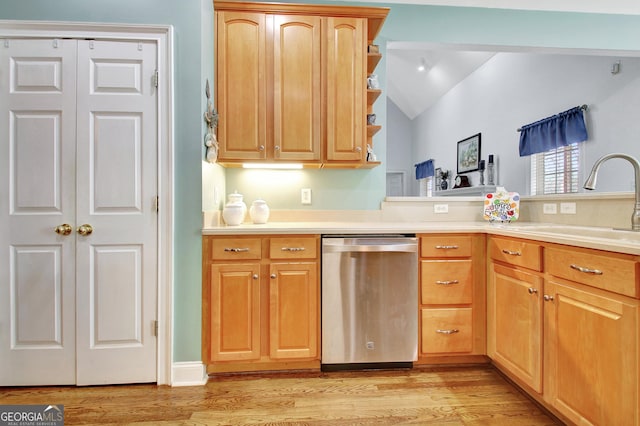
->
[0,366,561,425]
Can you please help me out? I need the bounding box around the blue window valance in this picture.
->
[415,159,434,179]
[518,105,588,157]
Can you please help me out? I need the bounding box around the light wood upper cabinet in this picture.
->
[215,11,267,161]
[324,16,366,164]
[214,1,388,168]
[273,15,322,162]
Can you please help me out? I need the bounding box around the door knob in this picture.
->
[54,223,73,236]
[77,224,93,236]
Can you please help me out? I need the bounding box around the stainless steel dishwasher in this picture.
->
[321,235,418,370]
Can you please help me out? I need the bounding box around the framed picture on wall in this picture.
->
[457,133,481,174]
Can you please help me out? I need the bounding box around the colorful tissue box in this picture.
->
[484,187,520,222]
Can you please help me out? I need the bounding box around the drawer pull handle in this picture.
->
[436,329,459,335]
[435,245,459,249]
[224,247,250,253]
[502,249,522,256]
[281,247,305,252]
[435,280,459,285]
[570,264,603,275]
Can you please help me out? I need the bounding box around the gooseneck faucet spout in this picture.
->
[583,153,640,231]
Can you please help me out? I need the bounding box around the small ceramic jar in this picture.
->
[222,202,245,226]
[249,200,270,224]
[227,192,247,220]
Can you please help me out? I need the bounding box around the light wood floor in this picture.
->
[0,365,561,425]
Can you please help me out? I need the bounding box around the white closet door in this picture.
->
[75,39,158,385]
[0,38,78,385]
[0,38,158,386]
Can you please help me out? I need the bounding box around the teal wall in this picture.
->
[4,0,640,365]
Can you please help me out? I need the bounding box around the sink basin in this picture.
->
[514,224,640,242]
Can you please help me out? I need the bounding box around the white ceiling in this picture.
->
[386,44,495,119]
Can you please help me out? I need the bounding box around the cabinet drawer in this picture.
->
[421,260,473,305]
[421,308,473,354]
[209,237,262,261]
[546,246,639,298]
[269,237,317,260]
[421,235,472,258]
[490,237,542,271]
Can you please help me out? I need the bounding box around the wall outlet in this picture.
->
[434,204,449,214]
[543,203,557,214]
[301,188,312,205]
[560,202,577,214]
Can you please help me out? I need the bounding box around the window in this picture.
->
[530,143,582,195]
[419,176,433,197]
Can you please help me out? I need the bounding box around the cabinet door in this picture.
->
[273,15,321,162]
[489,264,543,393]
[209,263,261,362]
[269,262,318,359]
[216,11,267,161]
[325,17,366,162]
[544,280,639,425]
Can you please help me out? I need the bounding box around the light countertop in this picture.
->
[202,221,640,256]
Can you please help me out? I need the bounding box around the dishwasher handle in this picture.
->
[323,240,418,253]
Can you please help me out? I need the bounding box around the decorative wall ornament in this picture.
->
[204,79,219,163]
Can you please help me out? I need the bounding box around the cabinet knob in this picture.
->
[355,146,362,152]
[543,294,554,302]
[274,145,280,151]
[259,145,265,151]
[270,273,277,279]
[252,274,258,280]
[528,287,538,295]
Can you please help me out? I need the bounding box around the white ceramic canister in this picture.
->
[249,199,270,224]
[222,202,245,226]
[227,192,247,221]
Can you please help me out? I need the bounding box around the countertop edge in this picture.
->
[202,221,640,255]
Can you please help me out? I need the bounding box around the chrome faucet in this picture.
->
[583,153,640,231]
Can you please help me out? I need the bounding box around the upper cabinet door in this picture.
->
[216,11,267,161]
[325,17,366,163]
[273,15,322,162]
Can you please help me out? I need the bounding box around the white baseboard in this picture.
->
[171,361,208,386]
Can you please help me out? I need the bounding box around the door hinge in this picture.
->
[152,320,159,337]
[154,196,159,212]
[153,69,159,88]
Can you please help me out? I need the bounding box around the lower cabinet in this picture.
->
[203,235,320,373]
[488,236,640,425]
[544,279,638,426]
[418,234,487,363]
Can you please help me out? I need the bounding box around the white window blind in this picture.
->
[530,143,582,195]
